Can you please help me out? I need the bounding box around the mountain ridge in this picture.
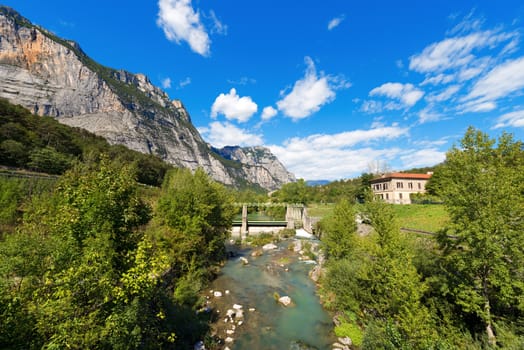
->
[0,6,295,190]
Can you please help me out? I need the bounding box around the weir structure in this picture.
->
[231,203,312,239]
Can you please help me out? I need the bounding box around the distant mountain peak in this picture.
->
[0,6,295,190]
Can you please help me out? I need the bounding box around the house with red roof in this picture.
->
[369,172,432,204]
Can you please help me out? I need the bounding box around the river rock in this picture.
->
[233,304,243,310]
[309,265,323,283]
[278,295,292,306]
[214,291,223,297]
[263,243,278,250]
[339,336,352,346]
[332,314,342,326]
[239,257,249,265]
[332,342,350,350]
[225,337,234,343]
[251,249,263,257]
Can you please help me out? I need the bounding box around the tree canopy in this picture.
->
[319,127,524,349]
[436,127,524,346]
[0,157,234,349]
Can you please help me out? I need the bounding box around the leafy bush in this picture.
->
[279,228,295,238]
[410,192,443,204]
[334,321,363,347]
[245,232,278,246]
[28,146,73,174]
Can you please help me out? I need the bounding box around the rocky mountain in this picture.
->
[213,146,296,190]
[0,6,295,190]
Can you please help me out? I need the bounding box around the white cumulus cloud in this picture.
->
[261,106,278,121]
[328,15,345,30]
[369,82,424,108]
[493,110,524,129]
[400,149,446,169]
[211,88,258,123]
[276,57,349,120]
[268,125,409,180]
[157,0,211,56]
[199,121,263,148]
[161,77,172,89]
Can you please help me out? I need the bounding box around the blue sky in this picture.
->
[4,0,524,180]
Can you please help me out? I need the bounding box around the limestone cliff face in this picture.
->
[0,7,295,190]
[214,146,296,190]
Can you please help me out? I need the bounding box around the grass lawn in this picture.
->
[307,203,336,218]
[307,202,449,233]
[393,204,449,233]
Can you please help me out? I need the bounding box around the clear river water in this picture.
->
[205,239,337,349]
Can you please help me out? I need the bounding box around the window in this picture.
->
[418,183,422,189]
[384,183,388,190]
[386,193,389,199]
[399,193,403,199]
[408,182,413,189]
[396,182,403,189]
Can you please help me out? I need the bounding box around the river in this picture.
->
[203,238,337,350]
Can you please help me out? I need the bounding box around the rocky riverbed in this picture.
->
[198,237,346,350]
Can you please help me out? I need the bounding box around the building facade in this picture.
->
[370,172,432,204]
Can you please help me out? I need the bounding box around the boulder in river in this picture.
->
[309,265,324,283]
[263,243,278,250]
[278,295,292,307]
[339,336,352,346]
[251,249,263,257]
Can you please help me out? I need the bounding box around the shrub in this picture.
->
[335,321,363,347]
[245,232,277,246]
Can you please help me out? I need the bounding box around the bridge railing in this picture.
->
[232,202,305,208]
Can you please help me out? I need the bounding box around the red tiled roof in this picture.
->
[370,172,432,182]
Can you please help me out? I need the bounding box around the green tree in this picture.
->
[320,199,357,259]
[0,139,28,166]
[156,168,235,270]
[271,179,311,204]
[360,198,437,348]
[436,127,524,345]
[28,146,73,174]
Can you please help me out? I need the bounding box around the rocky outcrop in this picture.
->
[214,146,296,190]
[0,6,295,190]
